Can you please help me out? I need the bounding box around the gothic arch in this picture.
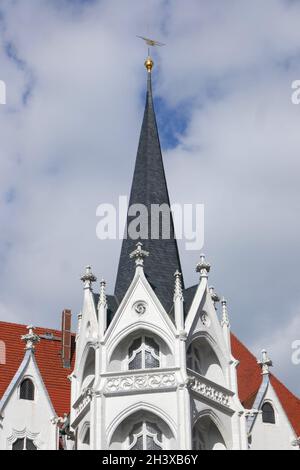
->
[107,402,177,447]
[78,421,91,450]
[187,331,227,370]
[106,322,174,366]
[192,410,228,450]
[7,428,44,450]
[187,332,226,387]
[79,345,96,389]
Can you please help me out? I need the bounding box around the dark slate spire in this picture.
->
[114,59,183,313]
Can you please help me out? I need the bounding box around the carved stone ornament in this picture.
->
[133,301,147,316]
[105,372,176,394]
[201,312,210,328]
[189,375,231,408]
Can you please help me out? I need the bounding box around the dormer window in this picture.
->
[262,402,276,424]
[20,378,35,401]
[128,336,160,370]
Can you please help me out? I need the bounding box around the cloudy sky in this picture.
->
[0,0,300,395]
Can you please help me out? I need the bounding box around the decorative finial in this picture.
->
[221,297,230,327]
[196,254,211,278]
[98,279,107,308]
[130,242,149,267]
[209,286,220,305]
[174,270,184,302]
[258,349,273,375]
[81,266,97,290]
[137,35,165,73]
[145,56,154,73]
[21,326,40,351]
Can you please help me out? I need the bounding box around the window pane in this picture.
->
[26,439,37,450]
[145,337,159,356]
[145,351,159,369]
[131,436,143,450]
[20,379,34,401]
[146,436,162,450]
[129,351,142,370]
[146,422,162,442]
[129,338,142,358]
[12,438,25,450]
[83,428,90,445]
[262,403,275,424]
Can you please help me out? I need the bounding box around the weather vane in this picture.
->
[137,35,166,72]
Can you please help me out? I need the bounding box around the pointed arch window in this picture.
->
[262,402,276,424]
[128,336,160,370]
[129,421,163,450]
[187,344,202,374]
[192,428,205,450]
[20,378,35,401]
[12,437,37,450]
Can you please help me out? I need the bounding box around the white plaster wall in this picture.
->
[0,359,57,450]
[250,384,297,450]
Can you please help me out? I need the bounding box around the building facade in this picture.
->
[0,58,299,450]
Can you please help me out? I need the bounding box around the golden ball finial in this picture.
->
[145,56,154,73]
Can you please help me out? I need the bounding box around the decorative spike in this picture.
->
[196,254,211,279]
[221,297,230,327]
[130,242,149,268]
[258,349,273,375]
[21,326,40,351]
[99,279,107,308]
[81,266,97,289]
[174,270,184,302]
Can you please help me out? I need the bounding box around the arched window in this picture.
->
[129,421,163,450]
[128,336,160,370]
[20,378,35,401]
[262,402,276,424]
[192,427,205,450]
[81,348,96,389]
[187,344,202,374]
[12,437,37,450]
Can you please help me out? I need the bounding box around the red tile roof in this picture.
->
[231,333,300,436]
[0,321,299,437]
[0,321,75,418]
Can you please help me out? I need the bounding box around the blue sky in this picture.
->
[0,0,300,396]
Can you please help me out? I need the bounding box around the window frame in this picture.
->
[262,401,276,425]
[19,377,35,402]
[128,336,160,371]
[12,436,37,451]
[127,421,163,451]
[187,344,202,375]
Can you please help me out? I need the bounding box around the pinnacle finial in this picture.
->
[21,326,40,351]
[196,254,211,278]
[258,349,273,375]
[81,266,97,289]
[221,297,230,327]
[130,242,149,268]
[99,279,107,308]
[174,270,184,302]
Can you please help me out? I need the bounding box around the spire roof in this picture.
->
[114,65,183,313]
